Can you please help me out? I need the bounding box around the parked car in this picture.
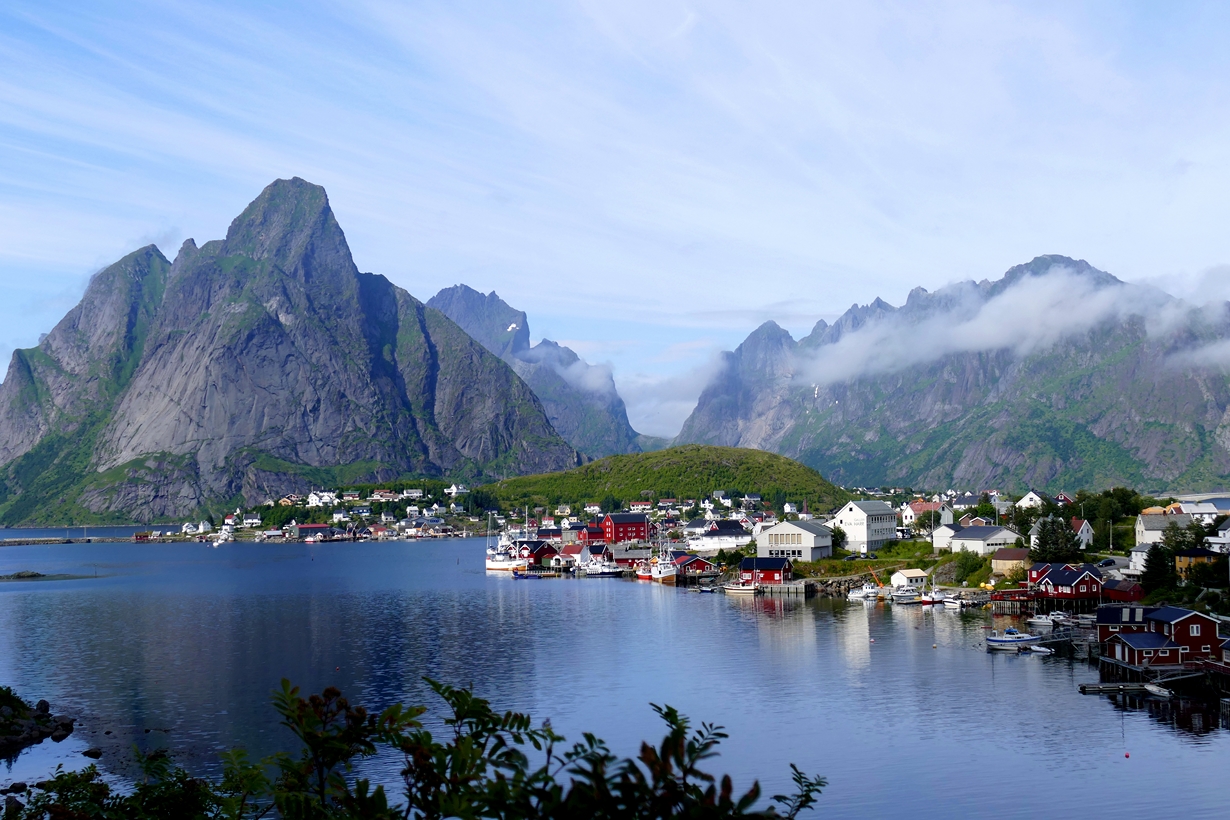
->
[866,553,878,560]
[843,554,859,561]
[1097,557,1116,567]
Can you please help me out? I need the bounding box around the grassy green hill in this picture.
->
[485,445,850,513]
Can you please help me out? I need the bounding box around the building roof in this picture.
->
[951,525,1016,542]
[846,500,896,515]
[1146,606,1211,624]
[764,520,831,537]
[1137,513,1194,531]
[1174,548,1219,558]
[1111,632,1177,650]
[992,547,1030,562]
[1034,563,1102,587]
[893,568,928,579]
[1095,603,1156,624]
[1101,579,1143,595]
[740,557,791,570]
[605,512,649,524]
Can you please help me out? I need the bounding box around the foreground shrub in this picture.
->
[8,680,824,819]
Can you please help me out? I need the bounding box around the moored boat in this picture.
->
[581,559,622,577]
[651,559,677,585]
[722,582,759,595]
[847,583,879,601]
[986,627,1041,650]
[943,597,962,610]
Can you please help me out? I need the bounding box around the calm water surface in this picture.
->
[0,538,1226,817]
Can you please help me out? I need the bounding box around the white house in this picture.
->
[1135,513,1193,546]
[947,526,1021,556]
[1128,543,1151,575]
[306,491,338,508]
[831,500,897,554]
[1205,519,1230,553]
[931,524,962,552]
[900,501,953,530]
[1178,502,1221,525]
[242,513,263,528]
[757,521,833,561]
[1028,516,1094,549]
[444,484,469,497]
[584,503,602,515]
[890,568,928,591]
[1015,491,1051,510]
[782,502,798,514]
[402,489,424,500]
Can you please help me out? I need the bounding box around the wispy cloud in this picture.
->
[5,1,1230,431]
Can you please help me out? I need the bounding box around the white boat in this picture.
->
[847,583,880,601]
[943,598,962,610]
[891,586,922,604]
[1144,683,1173,698]
[484,513,528,571]
[651,559,677,585]
[1028,645,1054,655]
[485,552,529,572]
[722,582,759,595]
[986,627,1041,650]
[1026,613,1059,629]
[581,559,622,577]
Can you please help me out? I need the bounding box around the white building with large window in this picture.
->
[757,521,833,561]
[831,500,897,554]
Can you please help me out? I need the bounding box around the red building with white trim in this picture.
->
[602,513,649,544]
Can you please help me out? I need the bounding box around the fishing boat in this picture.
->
[651,558,677,585]
[986,627,1041,650]
[512,569,560,579]
[635,560,653,581]
[581,559,622,577]
[485,513,529,572]
[847,583,880,601]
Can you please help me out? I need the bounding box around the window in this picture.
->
[1160,650,1170,657]
[1190,624,1201,636]
[1202,645,1211,652]
[1079,585,1086,592]
[1180,647,1189,653]
[1144,650,1154,657]
[1109,626,1120,632]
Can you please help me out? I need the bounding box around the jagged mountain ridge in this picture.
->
[676,255,1230,493]
[428,285,642,458]
[0,178,578,523]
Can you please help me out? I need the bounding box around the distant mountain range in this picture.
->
[428,285,664,458]
[675,256,1230,494]
[0,178,578,524]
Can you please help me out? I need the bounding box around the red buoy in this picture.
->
[1124,753,1130,758]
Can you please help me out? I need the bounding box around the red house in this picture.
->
[1105,606,1221,666]
[673,553,716,576]
[1095,604,1157,645]
[575,525,606,544]
[1031,563,1103,610]
[602,513,649,544]
[739,557,792,585]
[1101,578,1144,602]
[527,543,559,567]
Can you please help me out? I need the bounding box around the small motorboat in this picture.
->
[986,627,1041,650]
[581,560,623,577]
[698,586,717,593]
[1026,645,1054,655]
[1144,683,1173,699]
[1026,613,1060,629]
[722,582,759,595]
[892,587,922,604]
[943,598,962,610]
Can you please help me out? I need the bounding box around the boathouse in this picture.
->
[1105,632,1181,667]
[739,557,792,585]
[1095,604,1157,645]
[1144,606,1221,660]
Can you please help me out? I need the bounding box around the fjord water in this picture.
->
[0,539,1225,818]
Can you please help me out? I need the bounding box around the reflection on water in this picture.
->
[1,539,1227,818]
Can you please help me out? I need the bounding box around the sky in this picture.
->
[4,2,1230,437]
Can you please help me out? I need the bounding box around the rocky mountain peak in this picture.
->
[221,177,357,284]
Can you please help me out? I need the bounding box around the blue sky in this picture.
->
[4,1,1230,435]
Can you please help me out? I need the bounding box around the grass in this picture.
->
[485,445,850,512]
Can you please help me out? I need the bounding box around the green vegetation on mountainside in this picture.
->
[486,445,850,513]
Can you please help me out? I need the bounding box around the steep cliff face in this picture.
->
[676,256,1230,493]
[0,178,577,523]
[428,284,642,458]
